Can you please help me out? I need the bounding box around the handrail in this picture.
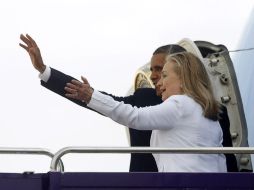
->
[0,147,64,172]
[50,146,254,171]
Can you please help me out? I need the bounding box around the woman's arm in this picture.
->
[87,90,185,130]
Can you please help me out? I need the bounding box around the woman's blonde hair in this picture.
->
[166,52,219,121]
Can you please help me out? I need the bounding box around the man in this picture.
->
[19,34,238,172]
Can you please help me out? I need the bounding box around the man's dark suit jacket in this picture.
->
[41,68,238,172]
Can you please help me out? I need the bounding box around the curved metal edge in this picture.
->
[0,147,64,172]
[134,70,153,90]
[195,41,249,145]
[194,41,252,171]
[51,147,72,172]
[50,146,254,171]
[220,46,249,144]
[221,46,252,171]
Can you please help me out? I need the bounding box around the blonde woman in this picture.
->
[65,51,227,172]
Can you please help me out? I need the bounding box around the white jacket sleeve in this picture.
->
[87,90,190,130]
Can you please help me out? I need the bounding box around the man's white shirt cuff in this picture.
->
[39,66,51,82]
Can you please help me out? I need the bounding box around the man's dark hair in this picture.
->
[153,44,186,55]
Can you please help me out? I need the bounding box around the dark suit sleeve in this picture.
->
[41,67,134,109]
[41,68,83,106]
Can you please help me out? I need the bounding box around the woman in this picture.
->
[65,52,227,172]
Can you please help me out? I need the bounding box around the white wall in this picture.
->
[233,7,254,168]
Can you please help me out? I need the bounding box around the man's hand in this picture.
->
[19,34,46,73]
[65,76,94,104]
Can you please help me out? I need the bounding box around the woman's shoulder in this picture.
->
[165,95,199,114]
[167,94,194,103]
